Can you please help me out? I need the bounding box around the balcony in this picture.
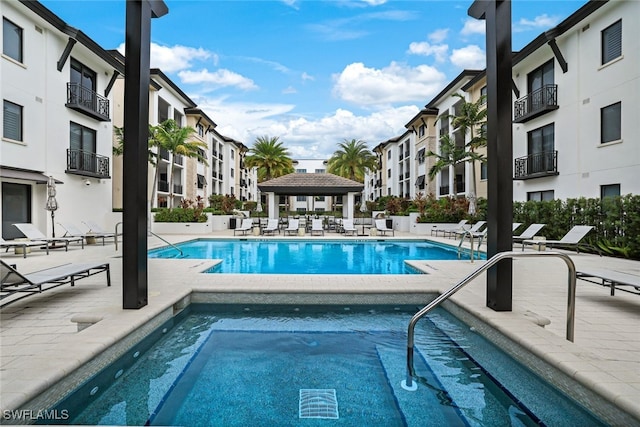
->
[158,181,169,192]
[439,181,465,196]
[66,149,110,178]
[65,83,110,121]
[514,151,558,180]
[173,184,183,194]
[513,84,558,123]
[174,155,184,166]
[159,148,170,161]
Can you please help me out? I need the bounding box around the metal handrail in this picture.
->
[114,222,183,257]
[403,250,576,390]
[114,222,123,251]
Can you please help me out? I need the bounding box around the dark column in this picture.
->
[123,0,168,309]
[469,0,513,311]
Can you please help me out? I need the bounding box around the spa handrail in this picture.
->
[114,222,184,257]
[405,250,577,390]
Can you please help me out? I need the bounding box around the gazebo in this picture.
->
[257,173,364,219]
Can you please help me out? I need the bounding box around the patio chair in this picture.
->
[0,237,50,258]
[13,223,84,250]
[512,223,545,244]
[1,260,110,307]
[521,225,593,253]
[284,219,299,236]
[310,219,324,236]
[446,221,486,239]
[81,220,117,239]
[375,219,394,236]
[341,219,357,236]
[430,220,468,237]
[59,222,111,246]
[576,268,640,296]
[262,219,280,235]
[234,218,254,236]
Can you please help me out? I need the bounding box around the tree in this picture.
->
[244,135,294,182]
[154,119,208,209]
[440,93,487,213]
[326,139,377,182]
[426,134,471,198]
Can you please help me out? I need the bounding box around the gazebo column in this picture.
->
[267,192,277,219]
[345,191,358,219]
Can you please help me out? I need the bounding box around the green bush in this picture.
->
[154,208,207,223]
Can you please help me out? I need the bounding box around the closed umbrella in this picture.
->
[45,176,58,237]
[360,191,367,235]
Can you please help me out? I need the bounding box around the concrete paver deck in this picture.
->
[1,230,638,425]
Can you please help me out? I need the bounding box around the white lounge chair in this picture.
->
[513,223,545,243]
[58,222,110,246]
[262,219,280,235]
[1,260,110,307]
[521,225,593,253]
[341,219,357,236]
[13,223,84,250]
[447,221,486,239]
[0,237,50,258]
[375,219,394,236]
[234,218,254,236]
[81,220,117,239]
[576,269,640,296]
[310,219,324,236]
[430,220,468,237]
[284,219,299,236]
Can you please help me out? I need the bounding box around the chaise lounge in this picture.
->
[1,260,111,307]
[521,225,593,253]
[375,219,394,236]
[13,223,84,250]
[576,269,640,296]
[0,237,50,258]
[234,218,254,236]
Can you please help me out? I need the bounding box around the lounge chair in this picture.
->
[284,219,299,236]
[512,223,523,232]
[576,269,640,296]
[234,218,254,236]
[1,260,110,307]
[0,237,50,258]
[513,223,545,243]
[521,225,593,253]
[447,221,486,239]
[310,219,324,236]
[58,222,109,246]
[375,219,394,236]
[262,219,280,235]
[341,219,357,236]
[430,219,468,237]
[81,220,117,240]
[13,223,84,250]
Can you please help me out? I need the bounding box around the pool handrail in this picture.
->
[114,222,184,257]
[404,250,577,390]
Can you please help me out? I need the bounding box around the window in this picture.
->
[527,190,554,201]
[600,184,620,199]
[197,174,205,189]
[296,169,307,173]
[296,196,306,201]
[3,18,22,63]
[528,59,554,101]
[417,148,425,165]
[70,59,96,91]
[3,100,22,141]
[387,151,391,159]
[69,122,96,172]
[173,110,183,127]
[230,149,234,160]
[480,86,487,104]
[601,20,622,65]
[230,168,234,178]
[480,162,487,180]
[527,123,555,173]
[418,124,426,137]
[158,98,170,123]
[601,102,621,143]
[315,169,325,173]
[197,123,204,137]
[387,169,391,178]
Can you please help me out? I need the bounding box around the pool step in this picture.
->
[375,344,468,426]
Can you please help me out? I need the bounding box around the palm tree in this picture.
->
[326,139,377,182]
[244,135,294,182]
[154,119,208,208]
[426,134,471,197]
[441,93,487,213]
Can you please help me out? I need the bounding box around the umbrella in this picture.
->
[256,189,263,213]
[45,176,58,237]
[360,191,367,235]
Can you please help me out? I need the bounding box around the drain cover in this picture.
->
[299,389,339,419]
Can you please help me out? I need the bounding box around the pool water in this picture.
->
[148,239,477,274]
[56,305,604,426]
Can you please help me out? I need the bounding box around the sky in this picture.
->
[41,0,586,159]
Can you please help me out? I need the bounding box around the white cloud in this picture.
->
[450,45,485,70]
[282,86,297,94]
[429,28,449,43]
[460,18,485,36]
[332,62,447,106]
[515,14,561,32]
[117,42,216,73]
[408,41,448,62]
[178,69,258,91]
[301,72,315,81]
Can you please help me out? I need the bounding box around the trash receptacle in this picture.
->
[229,218,237,229]
[386,219,393,229]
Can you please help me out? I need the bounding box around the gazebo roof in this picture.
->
[257,173,364,196]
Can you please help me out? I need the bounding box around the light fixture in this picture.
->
[84,179,91,186]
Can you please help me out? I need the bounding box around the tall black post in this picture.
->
[469,0,513,311]
[123,0,167,309]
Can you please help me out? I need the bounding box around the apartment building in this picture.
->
[511,0,639,201]
[403,106,439,197]
[1,1,123,239]
[369,130,416,200]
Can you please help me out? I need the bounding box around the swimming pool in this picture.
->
[56,304,604,426]
[148,239,477,274]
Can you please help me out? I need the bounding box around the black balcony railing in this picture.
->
[513,84,558,123]
[159,148,170,161]
[65,83,110,121]
[66,149,110,178]
[439,185,449,195]
[174,155,183,166]
[173,184,183,194]
[158,181,169,192]
[514,151,558,180]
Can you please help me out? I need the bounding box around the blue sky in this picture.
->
[41,0,585,158]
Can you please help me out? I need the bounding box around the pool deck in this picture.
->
[1,230,639,425]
